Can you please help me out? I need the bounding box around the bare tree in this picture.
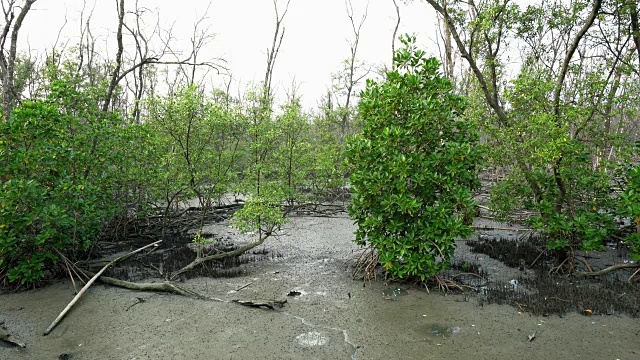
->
[103,0,227,115]
[343,0,368,115]
[0,0,36,121]
[391,0,400,67]
[263,0,291,104]
[103,0,126,112]
[434,0,454,81]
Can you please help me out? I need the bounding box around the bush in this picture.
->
[346,36,481,280]
[0,81,126,286]
[616,162,640,260]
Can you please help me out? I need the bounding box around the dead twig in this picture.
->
[235,282,253,292]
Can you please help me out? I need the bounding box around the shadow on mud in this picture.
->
[467,236,640,317]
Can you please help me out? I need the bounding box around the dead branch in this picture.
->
[574,263,640,278]
[93,274,223,301]
[472,226,533,232]
[232,299,287,310]
[43,240,162,336]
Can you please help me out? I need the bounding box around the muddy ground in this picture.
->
[1,214,639,360]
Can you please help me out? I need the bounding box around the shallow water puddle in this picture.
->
[382,288,408,300]
[429,324,462,338]
[295,331,328,347]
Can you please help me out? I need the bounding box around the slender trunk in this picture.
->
[103,0,125,112]
[2,0,36,121]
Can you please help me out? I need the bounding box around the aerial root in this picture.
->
[353,247,379,281]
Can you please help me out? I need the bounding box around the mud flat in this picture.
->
[1,215,639,360]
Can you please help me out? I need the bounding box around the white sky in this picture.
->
[20,0,535,108]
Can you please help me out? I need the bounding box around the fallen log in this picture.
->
[43,240,162,336]
[574,263,640,278]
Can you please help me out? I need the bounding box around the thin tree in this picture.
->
[0,0,36,121]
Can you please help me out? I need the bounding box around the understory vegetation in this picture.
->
[1,0,640,286]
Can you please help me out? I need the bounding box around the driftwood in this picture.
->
[170,232,271,280]
[43,240,162,336]
[574,263,640,278]
[232,299,287,310]
[94,274,226,302]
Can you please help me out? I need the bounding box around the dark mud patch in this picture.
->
[484,271,640,317]
[469,236,640,317]
[467,235,546,269]
[99,233,283,282]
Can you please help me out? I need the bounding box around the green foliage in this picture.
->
[231,89,288,236]
[484,66,620,254]
[615,162,640,260]
[309,93,350,200]
[0,81,127,285]
[143,86,245,217]
[346,36,481,280]
[274,97,313,205]
[192,230,215,258]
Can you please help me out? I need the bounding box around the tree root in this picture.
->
[432,274,465,293]
[574,263,640,278]
[352,247,379,281]
[170,232,271,280]
[94,274,225,301]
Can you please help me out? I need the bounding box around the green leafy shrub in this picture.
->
[0,81,126,285]
[616,162,640,260]
[346,36,481,280]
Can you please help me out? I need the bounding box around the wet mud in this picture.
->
[467,234,640,317]
[1,215,639,360]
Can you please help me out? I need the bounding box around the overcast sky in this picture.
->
[20,0,533,108]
